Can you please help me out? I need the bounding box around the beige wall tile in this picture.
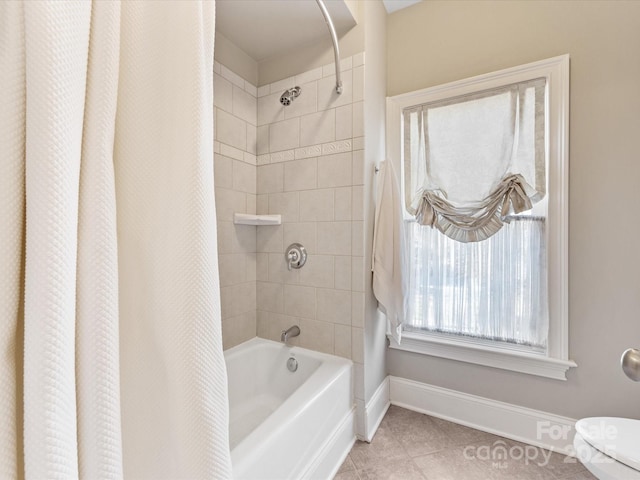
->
[220,65,245,89]
[257,163,284,194]
[299,189,334,221]
[256,194,269,215]
[351,256,365,292]
[351,326,364,363]
[296,67,323,86]
[336,104,353,140]
[222,311,257,350]
[214,73,233,112]
[300,109,335,147]
[257,92,284,126]
[245,253,256,282]
[220,143,244,161]
[353,65,364,103]
[300,318,334,355]
[244,81,257,97]
[215,188,246,222]
[317,288,351,325]
[233,85,256,126]
[353,101,364,138]
[221,282,256,319]
[269,76,296,94]
[257,125,269,155]
[317,69,352,110]
[257,281,284,314]
[317,221,351,256]
[335,187,352,221]
[268,191,299,223]
[256,310,269,339]
[257,85,270,98]
[283,222,317,253]
[334,324,352,359]
[214,154,233,189]
[233,160,256,194]
[246,125,257,155]
[217,222,234,254]
[256,224,283,253]
[351,292,364,328]
[256,252,269,281]
[217,109,247,151]
[352,150,364,186]
[268,252,299,285]
[243,152,257,166]
[246,193,256,215]
[334,256,352,291]
[284,81,317,119]
[284,158,317,192]
[284,284,316,319]
[269,117,300,153]
[233,224,257,253]
[318,152,352,188]
[298,254,334,288]
[218,253,246,287]
[352,221,364,256]
[352,185,364,220]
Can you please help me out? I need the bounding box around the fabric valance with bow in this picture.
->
[413,173,537,243]
[403,78,546,242]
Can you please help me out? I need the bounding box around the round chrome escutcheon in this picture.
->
[287,357,298,372]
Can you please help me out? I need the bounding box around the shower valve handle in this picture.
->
[285,243,307,271]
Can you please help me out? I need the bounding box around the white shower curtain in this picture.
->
[0,1,231,478]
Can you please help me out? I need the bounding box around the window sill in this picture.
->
[388,331,577,381]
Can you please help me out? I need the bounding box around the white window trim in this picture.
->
[386,55,575,381]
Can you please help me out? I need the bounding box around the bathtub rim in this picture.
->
[225,336,354,479]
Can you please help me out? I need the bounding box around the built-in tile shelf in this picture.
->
[233,213,281,226]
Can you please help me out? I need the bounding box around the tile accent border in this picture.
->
[389,376,577,456]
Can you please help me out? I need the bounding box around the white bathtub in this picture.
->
[225,337,355,480]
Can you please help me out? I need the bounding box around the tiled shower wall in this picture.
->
[214,54,366,365]
[213,62,258,350]
[254,53,366,363]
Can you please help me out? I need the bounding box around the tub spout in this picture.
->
[281,325,300,346]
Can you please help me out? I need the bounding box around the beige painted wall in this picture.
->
[362,0,388,404]
[386,0,640,420]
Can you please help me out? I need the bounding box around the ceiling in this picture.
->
[216,0,422,62]
[382,0,422,14]
[216,0,358,62]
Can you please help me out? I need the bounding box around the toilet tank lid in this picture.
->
[576,417,640,472]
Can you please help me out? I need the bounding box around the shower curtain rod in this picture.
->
[315,0,343,95]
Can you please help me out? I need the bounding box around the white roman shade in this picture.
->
[403,78,546,242]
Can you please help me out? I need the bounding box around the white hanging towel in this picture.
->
[372,160,407,344]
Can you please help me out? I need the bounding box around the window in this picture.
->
[386,56,574,380]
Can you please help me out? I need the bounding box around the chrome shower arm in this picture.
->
[315,0,343,95]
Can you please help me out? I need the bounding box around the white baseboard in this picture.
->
[389,376,577,456]
[365,376,391,442]
[302,407,356,480]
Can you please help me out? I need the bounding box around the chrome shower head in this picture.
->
[280,86,301,106]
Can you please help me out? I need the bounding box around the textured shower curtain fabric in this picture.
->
[0,1,231,479]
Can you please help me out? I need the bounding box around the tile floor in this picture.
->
[335,406,595,480]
